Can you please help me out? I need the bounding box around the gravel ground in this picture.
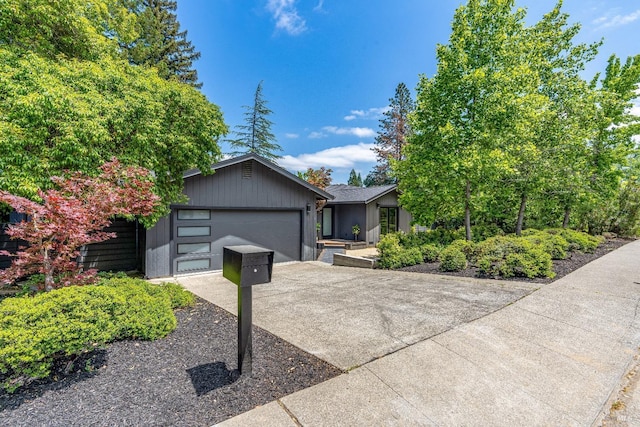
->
[399,238,631,283]
[0,299,342,426]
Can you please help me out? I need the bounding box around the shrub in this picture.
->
[545,228,603,253]
[448,239,476,260]
[420,244,440,262]
[470,224,505,242]
[377,233,403,269]
[0,278,193,392]
[100,277,195,310]
[398,228,463,247]
[502,249,554,279]
[474,235,554,279]
[377,234,423,269]
[522,230,569,260]
[439,247,467,272]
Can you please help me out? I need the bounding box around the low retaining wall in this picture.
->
[333,253,377,269]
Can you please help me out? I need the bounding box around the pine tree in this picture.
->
[366,83,414,186]
[227,81,282,161]
[348,169,362,186]
[126,0,202,88]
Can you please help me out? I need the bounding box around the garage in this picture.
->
[172,209,301,273]
[144,153,332,279]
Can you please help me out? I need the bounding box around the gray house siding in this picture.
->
[332,205,366,240]
[399,208,412,234]
[325,188,413,246]
[2,219,143,273]
[365,203,379,245]
[145,215,172,278]
[145,158,322,278]
[78,219,141,271]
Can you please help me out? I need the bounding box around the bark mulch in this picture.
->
[0,299,342,426]
[399,237,632,284]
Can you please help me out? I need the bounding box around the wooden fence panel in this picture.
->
[1,219,141,273]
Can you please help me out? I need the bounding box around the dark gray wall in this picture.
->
[145,159,319,278]
[0,224,21,270]
[145,215,171,278]
[2,219,142,274]
[333,205,366,240]
[79,219,140,271]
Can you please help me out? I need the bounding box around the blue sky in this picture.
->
[176,0,640,184]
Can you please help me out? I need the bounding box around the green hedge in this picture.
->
[377,228,601,279]
[475,236,554,279]
[439,247,467,272]
[0,278,194,392]
[377,233,423,269]
[543,228,603,253]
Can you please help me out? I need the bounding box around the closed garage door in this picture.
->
[173,209,301,274]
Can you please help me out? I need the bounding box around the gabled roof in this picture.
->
[325,184,397,204]
[182,153,334,200]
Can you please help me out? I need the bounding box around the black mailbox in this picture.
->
[222,245,274,376]
[223,245,274,287]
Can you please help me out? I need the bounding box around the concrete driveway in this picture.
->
[176,262,539,370]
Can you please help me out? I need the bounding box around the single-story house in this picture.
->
[319,184,412,245]
[144,153,333,279]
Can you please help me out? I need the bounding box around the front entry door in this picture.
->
[322,207,333,238]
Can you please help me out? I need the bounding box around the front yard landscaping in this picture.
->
[377,227,630,282]
[0,294,341,426]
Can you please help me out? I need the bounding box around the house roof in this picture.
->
[325,184,397,204]
[182,153,334,200]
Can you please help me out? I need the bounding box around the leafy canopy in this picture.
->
[0,0,227,218]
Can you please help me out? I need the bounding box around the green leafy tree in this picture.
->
[397,0,528,240]
[124,0,202,88]
[0,1,227,220]
[576,55,640,232]
[396,0,622,238]
[501,4,600,235]
[348,169,363,186]
[0,0,137,60]
[227,81,282,162]
[366,82,414,186]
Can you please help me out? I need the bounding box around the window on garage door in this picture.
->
[173,209,214,274]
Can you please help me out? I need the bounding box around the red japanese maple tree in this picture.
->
[0,159,160,291]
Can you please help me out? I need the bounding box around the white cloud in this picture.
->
[308,131,327,139]
[343,107,389,121]
[593,9,640,29]
[313,0,325,13]
[279,143,377,170]
[322,126,376,138]
[285,133,299,139]
[266,0,307,35]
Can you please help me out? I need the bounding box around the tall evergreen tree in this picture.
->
[227,81,282,161]
[365,82,414,186]
[348,169,363,186]
[125,0,202,88]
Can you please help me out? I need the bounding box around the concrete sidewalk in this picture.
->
[182,240,640,426]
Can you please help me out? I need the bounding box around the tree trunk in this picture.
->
[515,193,527,236]
[465,180,472,241]
[43,247,54,292]
[562,207,571,228]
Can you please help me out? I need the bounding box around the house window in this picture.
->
[177,209,211,220]
[380,207,398,235]
[177,242,211,254]
[177,226,211,237]
[176,258,211,272]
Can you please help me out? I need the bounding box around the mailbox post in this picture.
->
[223,245,274,376]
